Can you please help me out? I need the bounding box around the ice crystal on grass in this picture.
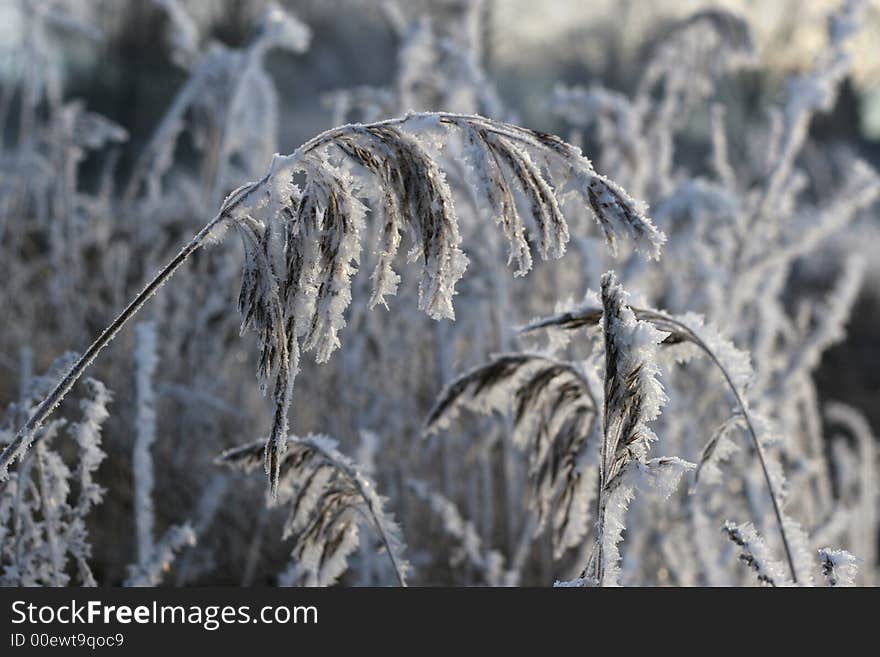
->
[723,522,791,587]
[598,272,669,486]
[818,547,858,587]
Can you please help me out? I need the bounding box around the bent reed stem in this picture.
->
[634,309,798,584]
[0,209,232,478]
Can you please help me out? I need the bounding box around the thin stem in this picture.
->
[356,488,407,588]
[35,443,64,585]
[634,310,798,584]
[0,210,228,478]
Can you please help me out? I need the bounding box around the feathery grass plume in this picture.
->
[634,9,754,188]
[521,297,800,582]
[638,10,755,103]
[219,434,409,587]
[407,479,508,586]
[723,522,791,587]
[1,112,662,499]
[598,274,668,484]
[590,271,669,586]
[551,8,754,198]
[424,352,601,555]
[818,548,858,587]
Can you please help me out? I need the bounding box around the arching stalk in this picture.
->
[522,306,798,583]
[2,209,224,477]
[634,310,798,583]
[3,110,661,487]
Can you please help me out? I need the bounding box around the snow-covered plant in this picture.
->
[539,0,879,588]
[0,355,111,586]
[551,9,755,200]
[520,290,799,581]
[427,272,693,586]
[219,434,409,587]
[124,1,311,207]
[1,0,877,588]
[722,522,791,587]
[326,0,503,122]
[0,111,662,499]
[586,272,672,586]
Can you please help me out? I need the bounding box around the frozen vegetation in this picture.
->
[0,0,878,586]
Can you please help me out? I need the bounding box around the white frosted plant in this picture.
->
[722,522,791,587]
[818,547,859,587]
[0,355,111,586]
[0,110,663,501]
[124,1,311,207]
[428,272,694,586]
[585,272,678,586]
[426,351,602,560]
[516,274,876,587]
[551,9,755,200]
[1,0,877,589]
[133,321,159,567]
[219,434,409,587]
[326,0,503,123]
[518,285,801,579]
